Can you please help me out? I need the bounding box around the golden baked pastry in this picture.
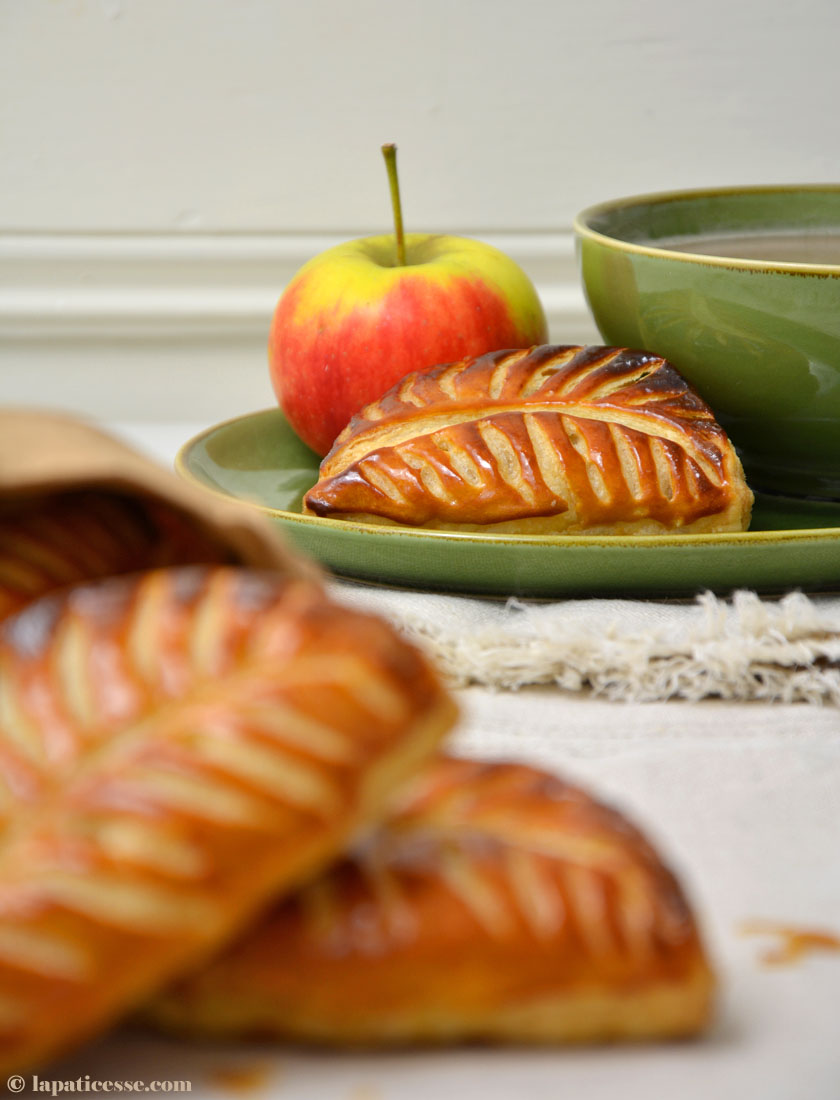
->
[148,756,715,1045]
[0,566,456,1072]
[0,489,234,623]
[303,345,753,534]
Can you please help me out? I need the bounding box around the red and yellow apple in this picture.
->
[268,149,547,456]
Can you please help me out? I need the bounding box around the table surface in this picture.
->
[44,422,840,1100]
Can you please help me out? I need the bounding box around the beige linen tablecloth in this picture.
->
[60,423,837,1100]
[333,582,840,703]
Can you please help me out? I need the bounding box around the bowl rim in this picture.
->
[573,183,840,276]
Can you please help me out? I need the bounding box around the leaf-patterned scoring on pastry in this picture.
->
[304,345,753,533]
[146,756,715,1045]
[303,755,702,963]
[0,566,455,1073]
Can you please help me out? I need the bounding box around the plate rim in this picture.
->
[175,409,840,551]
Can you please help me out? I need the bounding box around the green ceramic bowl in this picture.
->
[574,185,840,500]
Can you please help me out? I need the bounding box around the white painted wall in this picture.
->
[1,0,839,420]
[3,0,839,234]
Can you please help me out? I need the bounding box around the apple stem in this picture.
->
[381,143,407,266]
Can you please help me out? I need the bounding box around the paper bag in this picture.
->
[0,408,318,583]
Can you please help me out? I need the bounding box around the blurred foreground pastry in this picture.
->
[148,756,715,1045]
[0,567,456,1072]
[304,345,753,534]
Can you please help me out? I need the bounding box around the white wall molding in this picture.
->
[0,231,599,421]
[0,230,592,336]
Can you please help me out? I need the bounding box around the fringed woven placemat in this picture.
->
[332,584,840,704]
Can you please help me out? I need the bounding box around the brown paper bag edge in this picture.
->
[0,409,320,582]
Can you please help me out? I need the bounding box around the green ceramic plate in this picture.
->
[176,409,840,598]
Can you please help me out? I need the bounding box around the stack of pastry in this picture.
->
[0,408,715,1075]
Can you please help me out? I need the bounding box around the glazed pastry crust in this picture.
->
[148,756,715,1045]
[304,345,753,534]
[0,567,456,1073]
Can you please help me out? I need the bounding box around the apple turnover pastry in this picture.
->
[304,345,753,534]
[148,756,715,1045]
[0,566,456,1072]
